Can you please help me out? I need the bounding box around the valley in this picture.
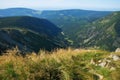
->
[0,8,120,80]
[0,8,119,51]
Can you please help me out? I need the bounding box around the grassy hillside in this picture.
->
[0,47,120,80]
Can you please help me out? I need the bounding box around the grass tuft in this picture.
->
[0,48,119,80]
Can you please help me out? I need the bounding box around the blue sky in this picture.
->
[0,0,120,11]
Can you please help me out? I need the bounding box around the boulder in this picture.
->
[115,48,120,52]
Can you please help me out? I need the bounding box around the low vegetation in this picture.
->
[0,47,120,80]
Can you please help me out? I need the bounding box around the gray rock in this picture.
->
[112,55,120,61]
[115,48,120,52]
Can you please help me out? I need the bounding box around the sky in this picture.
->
[0,0,120,11]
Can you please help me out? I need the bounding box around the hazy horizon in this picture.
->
[0,0,120,11]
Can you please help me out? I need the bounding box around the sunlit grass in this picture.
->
[0,47,119,80]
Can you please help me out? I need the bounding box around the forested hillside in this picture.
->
[0,16,68,52]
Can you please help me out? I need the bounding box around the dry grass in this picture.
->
[0,47,119,80]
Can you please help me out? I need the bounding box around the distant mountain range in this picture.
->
[0,16,67,53]
[0,8,120,51]
[0,8,112,43]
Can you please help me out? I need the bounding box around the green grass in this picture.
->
[0,48,120,80]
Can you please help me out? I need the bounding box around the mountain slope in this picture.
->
[40,9,112,40]
[0,16,67,52]
[0,8,112,44]
[75,11,120,51]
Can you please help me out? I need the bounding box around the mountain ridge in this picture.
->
[0,8,119,51]
[0,16,67,53]
[74,11,120,51]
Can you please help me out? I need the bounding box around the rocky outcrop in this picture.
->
[115,48,120,52]
[90,54,120,70]
[90,53,120,80]
[109,54,120,61]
